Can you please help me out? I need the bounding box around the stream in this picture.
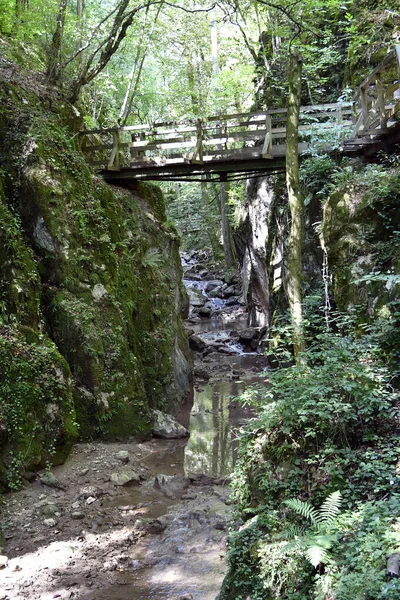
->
[0,257,269,600]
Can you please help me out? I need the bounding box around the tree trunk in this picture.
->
[46,0,68,84]
[285,52,305,358]
[220,179,236,269]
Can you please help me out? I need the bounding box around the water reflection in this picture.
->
[184,379,257,477]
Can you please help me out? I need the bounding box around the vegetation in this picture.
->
[0,2,399,599]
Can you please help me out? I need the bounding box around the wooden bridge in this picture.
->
[81,46,400,183]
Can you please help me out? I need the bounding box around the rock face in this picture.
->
[153,410,190,439]
[0,63,192,488]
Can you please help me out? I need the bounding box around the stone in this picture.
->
[40,504,60,516]
[204,280,224,293]
[110,470,141,486]
[198,306,212,318]
[208,287,223,298]
[187,287,206,307]
[71,512,85,520]
[153,474,190,498]
[189,334,206,352]
[43,518,57,527]
[133,517,167,535]
[40,472,66,490]
[116,450,129,463]
[238,327,259,343]
[193,367,210,380]
[86,496,97,505]
[0,555,8,569]
[222,285,236,298]
[152,410,189,439]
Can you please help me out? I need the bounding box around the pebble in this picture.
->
[44,518,57,527]
[86,496,96,505]
[71,512,85,520]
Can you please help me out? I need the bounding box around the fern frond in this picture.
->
[315,490,342,525]
[305,545,330,568]
[281,539,305,554]
[277,524,306,540]
[284,498,319,524]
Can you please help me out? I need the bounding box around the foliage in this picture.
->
[0,325,77,489]
[223,315,400,599]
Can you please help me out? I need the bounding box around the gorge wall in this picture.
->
[0,64,192,488]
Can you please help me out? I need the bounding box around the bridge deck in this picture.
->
[80,46,400,182]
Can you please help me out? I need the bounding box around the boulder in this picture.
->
[193,367,210,380]
[153,474,190,498]
[40,472,66,490]
[189,334,206,352]
[204,280,224,293]
[153,410,189,439]
[110,470,141,486]
[198,306,212,318]
[187,287,206,307]
[238,327,259,343]
[222,285,236,298]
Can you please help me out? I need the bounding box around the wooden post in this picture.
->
[108,130,120,170]
[360,86,368,131]
[396,45,400,81]
[261,112,272,158]
[376,74,386,129]
[191,119,204,163]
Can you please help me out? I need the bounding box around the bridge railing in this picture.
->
[352,45,400,138]
[80,103,353,171]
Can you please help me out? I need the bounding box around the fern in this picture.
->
[284,497,320,524]
[277,491,342,569]
[315,490,342,525]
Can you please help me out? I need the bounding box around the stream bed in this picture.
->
[0,261,269,600]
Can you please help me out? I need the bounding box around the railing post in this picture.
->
[376,74,387,129]
[191,119,204,163]
[360,86,368,130]
[108,130,120,170]
[261,112,272,158]
[396,45,400,81]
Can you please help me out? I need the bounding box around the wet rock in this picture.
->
[208,287,223,298]
[193,367,210,380]
[238,327,259,343]
[222,285,236,298]
[153,474,190,498]
[204,280,224,293]
[40,472,66,490]
[133,517,167,535]
[110,470,141,486]
[225,296,241,307]
[189,334,206,352]
[153,410,189,439]
[116,450,129,464]
[187,287,206,307]
[198,306,212,318]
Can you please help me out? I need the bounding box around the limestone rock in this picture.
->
[116,450,129,464]
[189,334,206,353]
[187,287,206,307]
[110,470,141,486]
[152,410,189,439]
[40,472,66,490]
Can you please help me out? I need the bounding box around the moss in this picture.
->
[0,66,191,478]
[0,324,77,489]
